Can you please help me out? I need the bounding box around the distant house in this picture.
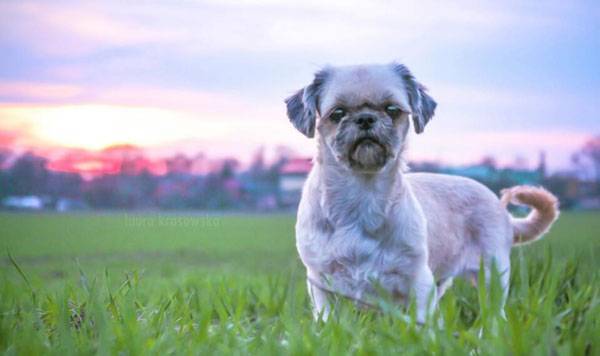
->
[56,198,89,212]
[278,158,312,207]
[438,153,547,190]
[576,197,600,210]
[2,195,44,210]
[442,165,497,183]
[501,168,543,185]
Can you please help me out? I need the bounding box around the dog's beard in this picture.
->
[330,119,399,172]
[348,137,389,171]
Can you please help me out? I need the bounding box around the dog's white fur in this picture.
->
[285,63,559,323]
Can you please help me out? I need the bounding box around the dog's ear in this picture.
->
[392,63,437,134]
[284,69,329,138]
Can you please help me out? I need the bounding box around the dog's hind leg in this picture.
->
[478,252,511,320]
[461,249,511,321]
[492,253,511,320]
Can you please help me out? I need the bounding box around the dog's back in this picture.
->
[406,172,513,278]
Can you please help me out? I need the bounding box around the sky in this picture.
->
[0,0,599,171]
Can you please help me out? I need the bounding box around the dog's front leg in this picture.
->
[306,278,332,321]
[412,264,437,324]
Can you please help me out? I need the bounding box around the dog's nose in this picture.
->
[355,114,376,130]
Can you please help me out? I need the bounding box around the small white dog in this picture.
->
[285,62,559,323]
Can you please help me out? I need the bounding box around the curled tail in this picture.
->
[500,186,559,245]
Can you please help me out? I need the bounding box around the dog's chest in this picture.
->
[298,216,417,299]
[296,168,423,300]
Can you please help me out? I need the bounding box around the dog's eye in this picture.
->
[385,105,402,118]
[329,108,346,123]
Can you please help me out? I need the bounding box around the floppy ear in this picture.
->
[284,69,329,138]
[392,63,437,134]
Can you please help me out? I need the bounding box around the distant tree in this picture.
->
[408,161,442,173]
[0,149,10,198]
[0,149,11,167]
[479,155,497,170]
[537,151,547,179]
[83,175,122,208]
[219,159,238,180]
[270,145,295,176]
[274,145,295,162]
[7,152,49,195]
[199,159,240,209]
[572,135,600,193]
[47,172,83,199]
[0,170,8,199]
[544,173,579,209]
[137,170,158,204]
[166,154,192,176]
[249,147,266,175]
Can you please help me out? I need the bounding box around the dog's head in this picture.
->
[285,63,436,173]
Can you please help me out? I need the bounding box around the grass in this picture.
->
[0,211,598,355]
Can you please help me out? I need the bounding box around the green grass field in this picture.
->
[1,212,598,355]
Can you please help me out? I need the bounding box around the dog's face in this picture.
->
[285,63,436,173]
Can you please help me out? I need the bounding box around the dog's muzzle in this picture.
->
[349,136,389,171]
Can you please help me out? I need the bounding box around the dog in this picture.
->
[284,62,559,323]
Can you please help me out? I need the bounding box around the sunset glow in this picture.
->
[0,1,598,173]
[3,105,219,150]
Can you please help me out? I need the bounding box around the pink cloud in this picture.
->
[0,130,19,147]
[0,2,178,56]
[0,80,274,117]
[88,86,250,114]
[0,82,82,101]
